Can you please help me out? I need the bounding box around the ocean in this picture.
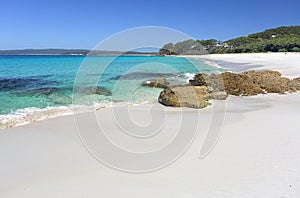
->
[0,55,224,128]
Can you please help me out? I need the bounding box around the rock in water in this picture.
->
[94,86,112,96]
[189,74,208,86]
[47,91,72,105]
[77,86,112,96]
[158,86,211,108]
[142,78,169,88]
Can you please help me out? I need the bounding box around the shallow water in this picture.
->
[0,55,224,128]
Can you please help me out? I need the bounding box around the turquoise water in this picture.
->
[0,55,223,116]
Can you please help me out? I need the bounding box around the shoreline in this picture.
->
[0,101,152,130]
[1,53,300,197]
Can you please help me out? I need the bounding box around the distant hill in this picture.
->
[0,49,90,55]
[159,40,208,55]
[160,26,300,54]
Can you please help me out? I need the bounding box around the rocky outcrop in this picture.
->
[159,70,300,109]
[142,78,169,88]
[190,70,300,96]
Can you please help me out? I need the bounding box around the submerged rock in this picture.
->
[47,91,72,104]
[0,75,56,92]
[142,78,169,88]
[77,86,112,96]
[94,86,112,96]
[20,87,60,95]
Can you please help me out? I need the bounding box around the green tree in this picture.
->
[291,47,300,52]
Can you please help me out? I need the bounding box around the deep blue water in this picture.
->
[0,55,224,115]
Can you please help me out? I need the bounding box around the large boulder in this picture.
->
[190,73,226,93]
[142,78,169,88]
[158,86,211,108]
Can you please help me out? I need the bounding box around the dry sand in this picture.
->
[183,52,300,78]
[1,53,300,197]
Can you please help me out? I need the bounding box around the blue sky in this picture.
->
[1,0,299,49]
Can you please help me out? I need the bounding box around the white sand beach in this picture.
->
[1,53,300,197]
[184,52,300,78]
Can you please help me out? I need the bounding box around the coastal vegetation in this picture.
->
[160,26,300,54]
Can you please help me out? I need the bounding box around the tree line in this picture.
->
[159,26,300,54]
